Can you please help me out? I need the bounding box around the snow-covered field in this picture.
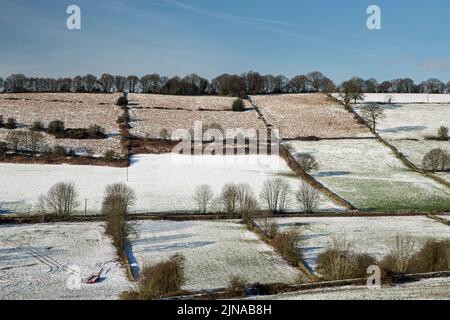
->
[357,93,450,104]
[274,216,450,272]
[251,277,450,300]
[0,154,342,214]
[129,220,304,291]
[354,103,450,140]
[0,222,131,300]
[287,139,450,211]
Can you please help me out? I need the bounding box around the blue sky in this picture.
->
[1,0,450,83]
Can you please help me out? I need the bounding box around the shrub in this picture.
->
[226,275,247,297]
[47,120,65,134]
[138,254,185,299]
[296,153,319,173]
[422,148,449,172]
[87,125,105,139]
[52,145,66,157]
[104,150,117,162]
[260,178,291,214]
[258,214,279,240]
[192,184,214,214]
[0,142,7,159]
[408,240,450,274]
[232,99,246,112]
[103,183,136,252]
[4,118,17,130]
[31,121,45,131]
[117,114,130,124]
[45,181,79,216]
[116,96,128,107]
[295,182,320,213]
[438,126,449,141]
[271,228,302,266]
[0,115,3,127]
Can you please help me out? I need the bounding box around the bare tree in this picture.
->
[295,182,320,213]
[289,75,309,93]
[260,178,291,214]
[82,74,97,92]
[422,148,450,172]
[35,195,48,222]
[98,74,115,93]
[386,235,416,274]
[316,237,354,280]
[0,142,7,160]
[361,104,385,132]
[220,183,239,218]
[127,75,140,93]
[114,75,127,92]
[46,182,80,216]
[438,126,449,141]
[192,184,214,214]
[296,153,319,173]
[29,131,44,153]
[236,183,258,222]
[6,131,24,153]
[339,79,364,108]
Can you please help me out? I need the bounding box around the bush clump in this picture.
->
[138,254,185,299]
[232,99,246,112]
[104,150,117,162]
[4,118,17,129]
[52,145,66,157]
[31,121,45,131]
[47,120,65,134]
[400,239,450,274]
[271,228,302,266]
[116,96,128,107]
[226,275,248,297]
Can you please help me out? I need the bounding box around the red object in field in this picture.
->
[85,268,103,284]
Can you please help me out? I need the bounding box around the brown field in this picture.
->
[0,93,122,133]
[250,94,372,139]
[0,93,123,156]
[128,94,265,139]
[128,93,252,111]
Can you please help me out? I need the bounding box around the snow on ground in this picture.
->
[388,139,450,168]
[354,103,450,140]
[356,93,450,104]
[250,277,450,300]
[129,220,304,291]
[287,139,450,211]
[0,222,131,300]
[0,154,342,214]
[274,216,450,272]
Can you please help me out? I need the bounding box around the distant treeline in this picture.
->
[0,72,449,98]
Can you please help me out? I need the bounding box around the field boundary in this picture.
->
[163,271,450,300]
[3,211,449,225]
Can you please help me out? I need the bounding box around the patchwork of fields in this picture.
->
[130,220,304,291]
[0,222,131,300]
